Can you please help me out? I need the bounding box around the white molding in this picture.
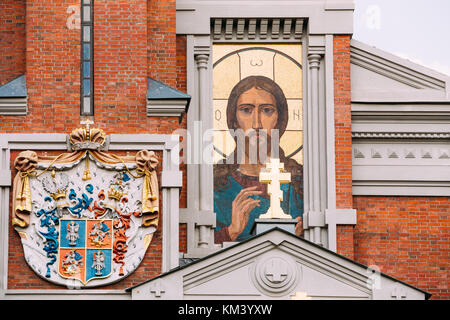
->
[179,33,219,259]
[211,18,304,42]
[351,40,450,86]
[176,0,354,35]
[350,54,450,197]
[0,170,11,187]
[0,97,27,115]
[352,123,450,135]
[353,181,450,197]
[352,132,450,139]
[3,289,130,300]
[350,40,450,104]
[147,99,189,119]
[351,103,450,120]
[0,132,181,298]
[129,229,427,300]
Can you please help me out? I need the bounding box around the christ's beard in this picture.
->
[245,132,274,165]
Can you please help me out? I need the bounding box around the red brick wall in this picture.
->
[0,0,81,134]
[176,35,187,94]
[93,0,149,133]
[333,35,354,259]
[148,0,177,87]
[0,0,25,86]
[353,196,449,300]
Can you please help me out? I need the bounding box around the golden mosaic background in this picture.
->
[213,44,303,165]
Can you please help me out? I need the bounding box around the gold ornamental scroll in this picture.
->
[135,150,159,228]
[12,151,38,227]
[12,126,160,229]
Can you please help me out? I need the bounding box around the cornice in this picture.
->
[352,132,450,139]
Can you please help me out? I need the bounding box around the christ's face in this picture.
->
[236,87,278,133]
[235,86,279,163]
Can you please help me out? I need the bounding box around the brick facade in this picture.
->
[0,2,446,300]
[148,0,177,87]
[353,196,449,300]
[0,0,81,133]
[2,0,187,291]
[333,35,355,260]
[0,0,25,86]
[332,35,448,299]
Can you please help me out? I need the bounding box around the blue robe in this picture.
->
[214,173,303,242]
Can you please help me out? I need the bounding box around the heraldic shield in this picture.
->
[11,125,160,288]
[59,219,113,284]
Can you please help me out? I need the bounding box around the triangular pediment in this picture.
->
[128,228,429,300]
[350,40,450,103]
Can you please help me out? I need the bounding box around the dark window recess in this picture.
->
[81,1,93,115]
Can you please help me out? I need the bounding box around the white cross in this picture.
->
[80,119,94,140]
[391,285,407,300]
[291,292,312,300]
[80,118,94,134]
[264,258,288,283]
[80,118,94,127]
[259,158,291,219]
[150,280,165,298]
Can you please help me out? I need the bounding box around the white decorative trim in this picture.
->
[352,145,450,161]
[0,132,181,298]
[352,132,450,139]
[0,97,27,115]
[176,0,354,35]
[129,229,428,300]
[353,181,450,197]
[147,99,188,119]
[350,40,450,103]
[353,142,450,196]
[351,103,450,117]
[350,40,447,92]
[211,18,304,42]
[0,170,11,187]
[3,289,129,300]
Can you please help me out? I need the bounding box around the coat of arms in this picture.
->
[11,124,160,287]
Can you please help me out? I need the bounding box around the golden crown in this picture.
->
[69,123,106,149]
[107,187,128,201]
[50,189,67,201]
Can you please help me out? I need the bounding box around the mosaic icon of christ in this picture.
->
[214,75,304,243]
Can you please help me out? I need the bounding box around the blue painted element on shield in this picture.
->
[68,189,93,217]
[122,172,130,182]
[74,250,83,261]
[36,204,60,278]
[86,249,112,282]
[60,220,86,248]
[100,222,110,232]
[86,184,94,194]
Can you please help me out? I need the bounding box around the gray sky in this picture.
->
[353,0,450,76]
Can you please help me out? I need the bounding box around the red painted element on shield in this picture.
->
[113,212,133,276]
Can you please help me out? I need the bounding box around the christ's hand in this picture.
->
[228,186,262,241]
[295,216,303,236]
